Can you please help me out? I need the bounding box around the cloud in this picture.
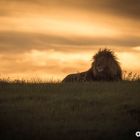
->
[0,46,140,81]
[75,0,140,20]
[0,48,91,81]
[0,0,140,20]
[0,31,140,55]
[0,0,140,80]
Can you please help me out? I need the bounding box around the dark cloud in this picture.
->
[0,31,140,54]
[66,0,140,20]
[0,0,140,19]
[0,31,77,53]
[70,0,140,20]
[96,0,140,19]
[0,10,9,16]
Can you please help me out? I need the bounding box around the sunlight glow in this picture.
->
[0,1,140,80]
[118,52,140,73]
[133,46,140,51]
[0,16,121,38]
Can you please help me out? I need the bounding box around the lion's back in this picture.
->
[62,73,80,82]
[62,70,94,82]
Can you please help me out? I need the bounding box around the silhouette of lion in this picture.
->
[62,49,122,82]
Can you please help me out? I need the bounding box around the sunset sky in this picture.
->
[0,0,140,81]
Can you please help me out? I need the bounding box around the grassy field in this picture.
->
[0,81,140,140]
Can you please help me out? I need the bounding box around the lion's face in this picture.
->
[92,49,122,80]
[94,56,108,73]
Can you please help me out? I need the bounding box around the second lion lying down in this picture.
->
[62,49,122,82]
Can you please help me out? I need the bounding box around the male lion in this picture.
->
[62,49,122,82]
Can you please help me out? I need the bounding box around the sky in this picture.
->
[0,0,140,81]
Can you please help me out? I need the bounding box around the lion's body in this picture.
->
[62,69,94,82]
[62,49,122,82]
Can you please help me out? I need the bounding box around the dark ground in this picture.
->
[0,81,140,140]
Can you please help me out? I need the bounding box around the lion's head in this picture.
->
[92,49,122,81]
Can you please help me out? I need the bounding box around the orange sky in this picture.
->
[0,0,140,81]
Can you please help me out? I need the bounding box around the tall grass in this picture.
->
[0,71,139,84]
[0,72,140,140]
[0,80,140,140]
[123,71,140,81]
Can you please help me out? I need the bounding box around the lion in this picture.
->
[62,49,122,82]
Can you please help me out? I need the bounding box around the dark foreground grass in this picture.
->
[0,81,140,140]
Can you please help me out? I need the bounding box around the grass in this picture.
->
[0,80,140,140]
